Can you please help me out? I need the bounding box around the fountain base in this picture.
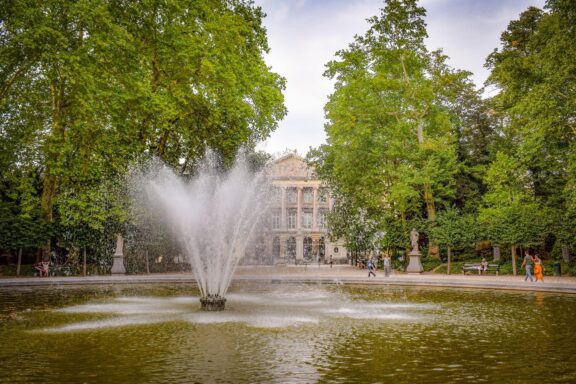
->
[200,295,226,311]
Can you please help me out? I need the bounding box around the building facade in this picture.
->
[244,152,347,265]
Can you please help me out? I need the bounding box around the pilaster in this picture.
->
[296,236,304,260]
[280,186,286,229]
[296,186,302,231]
[312,187,318,231]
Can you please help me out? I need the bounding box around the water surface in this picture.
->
[0,283,574,383]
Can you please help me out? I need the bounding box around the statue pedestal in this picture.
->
[406,251,423,274]
[111,255,126,274]
[111,234,126,275]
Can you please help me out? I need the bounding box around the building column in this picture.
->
[280,187,286,229]
[296,236,304,261]
[312,187,318,231]
[296,186,302,231]
[266,237,273,264]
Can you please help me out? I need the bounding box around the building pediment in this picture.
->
[266,153,314,179]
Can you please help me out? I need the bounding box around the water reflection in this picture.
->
[0,284,576,383]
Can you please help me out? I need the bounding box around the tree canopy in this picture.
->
[312,0,576,268]
[0,0,286,258]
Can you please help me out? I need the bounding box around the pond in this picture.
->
[1,282,575,383]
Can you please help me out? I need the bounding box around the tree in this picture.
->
[429,207,476,274]
[316,0,471,257]
[0,0,286,261]
[485,0,576,259]
[478,153,551,274]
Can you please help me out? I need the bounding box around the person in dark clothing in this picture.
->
[367,259,376,277]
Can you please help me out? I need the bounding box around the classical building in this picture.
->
[243,152,347,265]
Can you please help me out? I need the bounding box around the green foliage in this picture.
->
[482,0,576,251]
[314,0,488,255]
[0,0,285,266]
[429,207,476,249]
[421,257,442,272]
[315,0,574,261]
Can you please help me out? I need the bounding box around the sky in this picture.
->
[254,0,546,157]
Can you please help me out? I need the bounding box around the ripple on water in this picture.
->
[4,285,576,384]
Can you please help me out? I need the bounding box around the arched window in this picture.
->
[255,236,266,264]
[286,237,296,260]
[319,236,325,261]
[304,237,313,260]
[273,236,280,260]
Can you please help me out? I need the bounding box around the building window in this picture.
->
[287,208,297,229]
[304,237,313,260]
[270,187,281,204]
[286,237,296,259]
[303,188,313,203]
[286,188,297,204]
[318,208,328,229]
[273,237,280,258]
[302,209,313,229]
[271,209,281,229]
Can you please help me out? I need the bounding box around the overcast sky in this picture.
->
[254,0,546,157]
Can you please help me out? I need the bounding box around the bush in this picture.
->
[421,258,442,272]
[0,264,37,276]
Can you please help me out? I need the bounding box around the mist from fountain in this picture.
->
[135,153,269,309]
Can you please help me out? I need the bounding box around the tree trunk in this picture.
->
[423,185,440,258]
[41,174,58,222]
[40,77,66,258]
[562,244,570,263]
[83,247,87,276]
[447,245,451,275]
[16,248,23,276]
[145,250,150,274]
[511,244,518,276]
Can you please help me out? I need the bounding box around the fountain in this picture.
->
[135,153,269,311]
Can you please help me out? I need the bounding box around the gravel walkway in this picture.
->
[1,265,575,294]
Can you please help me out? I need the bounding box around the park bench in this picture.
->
[461,263,500,275]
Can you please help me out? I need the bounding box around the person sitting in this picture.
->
[480,258,489,274]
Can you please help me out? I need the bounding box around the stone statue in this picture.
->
[111,233,126,274]
[410,228,419,254]
[114,234,124,256]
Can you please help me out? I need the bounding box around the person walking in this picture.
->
[383,254,391,277]
[534,254,544,282]
[367,258,376,278]
[521,250,534,282]
[329,255,333,269]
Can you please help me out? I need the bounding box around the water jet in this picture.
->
[134,152,269,311]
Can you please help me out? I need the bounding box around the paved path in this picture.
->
[1,265,576,294]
